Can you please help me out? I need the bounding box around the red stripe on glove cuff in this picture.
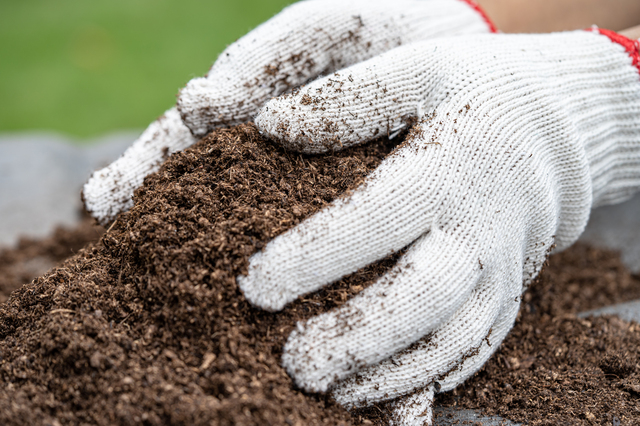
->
[458,0,498,33]
[587,27,640,74]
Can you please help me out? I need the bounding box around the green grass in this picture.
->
[0,0,293,140]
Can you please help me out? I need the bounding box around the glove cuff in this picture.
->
[586,27,640,74]
[580,29,640,207]
[458,0,498,33]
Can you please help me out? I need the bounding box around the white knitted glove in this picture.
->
[82,0,495,224]
[238,30,640,424]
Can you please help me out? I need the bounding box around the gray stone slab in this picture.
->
[434,407,519,425]
[580,192,640,273]
[0,131,138,247]
[578,299,640,323]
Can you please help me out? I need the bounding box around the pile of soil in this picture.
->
[0,218,104,303]
[437,243,640,425]
[0,124,397,426]
[0,123,639,425]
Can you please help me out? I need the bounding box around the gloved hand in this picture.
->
[82,0,496,224]
[237,29,640,424]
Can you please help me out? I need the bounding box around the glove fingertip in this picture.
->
[236,252,296,312]
[177,77,219,137]
[255,100,334,154]
[390,386,435,426]
[282,325,337,393]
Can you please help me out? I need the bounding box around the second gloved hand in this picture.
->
[82,0,494,224]
[238,30,640,424]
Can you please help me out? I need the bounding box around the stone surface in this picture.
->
[580,193,640,274]
[0,131,137,247]
[434,407,519,425]
[579,299,640,323]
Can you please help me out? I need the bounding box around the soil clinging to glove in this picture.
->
[0,124,398,426]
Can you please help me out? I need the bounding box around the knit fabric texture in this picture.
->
[82,0,493,225]
[237,31,640,421]
[177,0,493,137]
[587,27,640,73]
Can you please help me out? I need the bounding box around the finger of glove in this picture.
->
[281,229,482,393]
[178,0,490,137]
[255,40,454,153]
[331,267,503,407]
[237,137,449,312]
[82,107,197,225]
[438,298,520,392]
[389,386,435,426]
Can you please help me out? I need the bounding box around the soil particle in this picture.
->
[1,124,640,425]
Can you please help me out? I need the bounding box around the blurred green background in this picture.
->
[0,0,293,140]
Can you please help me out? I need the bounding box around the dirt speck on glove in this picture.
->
[0,123,398,426]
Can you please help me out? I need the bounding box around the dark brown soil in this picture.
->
[1,123,639,426]
[437,243,640,425]
[0,218,104,303]
[0,124,398,426]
